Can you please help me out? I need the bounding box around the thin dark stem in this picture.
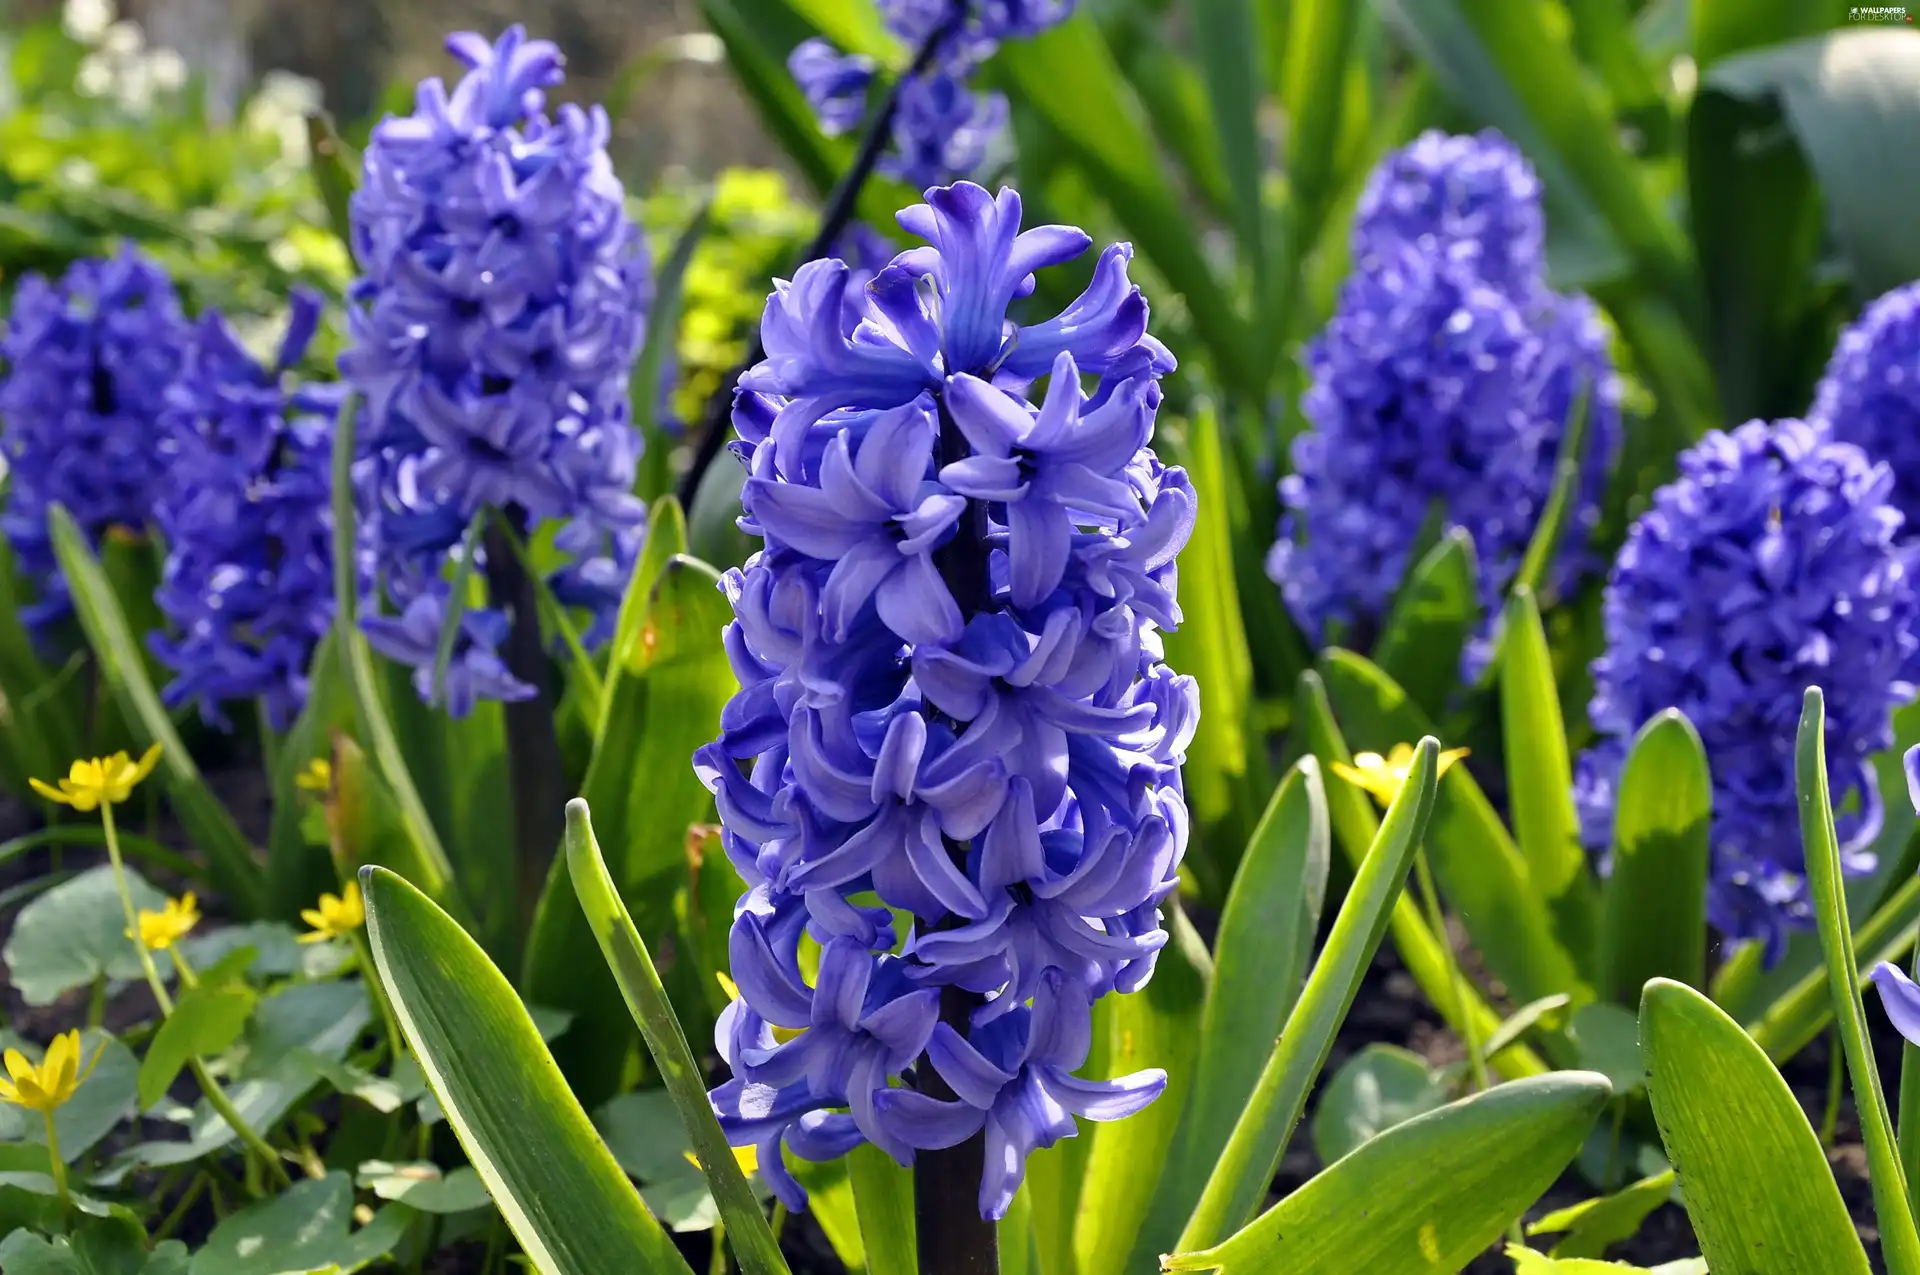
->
[483,508,568,941]
[913,397,999,1275]
[674,6,970,511]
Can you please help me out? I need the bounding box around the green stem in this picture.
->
[100,804,292,1193]
[709,1220,730,1275]
[1413,849,1490,1094]
[41,1111,70,1218]
[155,1173,208,1241]
[86,976,106,1029]
[1826,1028,1848,1152]
[350,928,408,1066]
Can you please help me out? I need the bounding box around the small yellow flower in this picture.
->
[295,758,332,793]
[0,1031,104,1114]
[686,1144,759,1174]
[132,893,200,950]
[28,744,162,812]
[299,880,365,943]
[1331,743,1471,807]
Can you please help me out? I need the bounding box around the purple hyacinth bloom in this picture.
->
[361,587,535,720]
[702,182,1196,1216]
[151,288,342,730]
[1811,281,1920,527]
[885,68,1007,191]
[1575,419,1920,961]
[0,244,190,634]
[1353,129,1547,297]
[341,24,650,713]
[790,38,875,136]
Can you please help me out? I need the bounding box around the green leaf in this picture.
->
[1074,902,1211,1275]
[265,632,351,918]
[45,506,263,915]
[1374,528,1479,723]
[188,1173,409,1275]
[596,1091,730,1233]
[1509,1249,1704,1275]
[560,801,789,1275]
[303,114,358,250]
[1705,29,1920,299]
[1568,1002,1644,1097]
[1796,687,1920,1272]
[1190,0,1267,283]
[360,866,694,1275]
[1165,1072,1613,1272]
[1320,648,1585,1005]
[1499,586,1599,969]
[790,1158,866,1272]
[1175,738,1440,1252]
[848,1142,916,1275]
[634,208,714,501]
[1482,993,1574,1062]
[1527,1169,1676,1260]
[1278,0,1363,279]
[0,1216,188,1275]
[1639,977,1869,1272]
[2,865,162,1006]
[136,983,256,1110]
[1309,1043,1450,1164]
[1597,710,1710,1005]
[356,1160,494,1215]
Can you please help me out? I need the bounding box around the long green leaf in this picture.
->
[361,866,694,1275]
[1294,671,1547,1079]
[1597,710,1710,1005]
[847,1143,914,1275]
[1797,686,1920,1273]
[47,505,264,915]
[562,799,790,1275]
[1190,0,1267,285]
[1279,0,1361,247]
[1164,1072,1612,1273]
[1374,528,1479,724]
[1176,738,1440,1252]
[635,205,715,501]
[1500,585,1598,971]
[1639,977,1870,1273]
[265,633,352,917]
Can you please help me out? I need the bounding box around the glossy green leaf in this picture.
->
[1706,29,1920,299]
[356,1160,494,1215]
[189,1173,409,1275]
[360,866,694,1275]
[46,507,263,914]
[1527,1169,1676,1260]
[1797,687,1920,1271]
[790,1158,867,1273]
[1166,1072,1612,1272]
[562,800,790,1275]
[2,865,164,1007]
[1189,0,1266,282]
[1500,586,1598,968]
[1076,903,1210,1275]
[1509,1250,1704,1275]
[1374,528,1479,723]
[137,983,256,1110]
[1640,977,1870,1273]
[0,1217,187,1275]
[848,1142,916,1275]
[1309,1043,1449,1164]
[1482,993,1574,1061]
[596,1090,741,1232]
[1293,671,1547,1079]
[1176,738,1440,1252]
[1598,711,1710,1005]
[1320,648,1584,1005]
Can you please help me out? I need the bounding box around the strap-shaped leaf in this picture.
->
[361,866,694,1275]
[1597,710,1710,1004]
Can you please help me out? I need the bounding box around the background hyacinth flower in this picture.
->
[0,243,190,635]
[1574,418,1920,961]
[699,181,1196,1221]
[1811,280,1920,526]
[151,287,343,730]
[1267,129,1621,667]
[340,24,650,714]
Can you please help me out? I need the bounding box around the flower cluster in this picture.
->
[0,244,190,635]
[1811,281,1920,527]
[790,0,1073,190]
[699,182,1196,1220]
[151,288,342,730]
[1574,419,1920,959]
[1267,130,1621,665]
[340,25,650,714]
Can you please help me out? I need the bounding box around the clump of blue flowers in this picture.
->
[699,181,1196,1220]
[340,25,650,715]
[0,245,190,634]
[1812,280,1920,527]
[1575,419,1920,960]
[151,288,343,730]
[1267,130,1620,663]
[789,0,1073,189]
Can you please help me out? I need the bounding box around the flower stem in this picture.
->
[42,1111,70,1217]
[350,927,409,1065]
[674,3,972,511]
[99,804,291,1192]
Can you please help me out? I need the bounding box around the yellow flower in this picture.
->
[28,744,162,811]
[1331,743,1471,807]
[0,1031,104,1114]
[299,881,364,943]
[132,893,200,950]
[295,758,332,793]
[686,1144,759,1174]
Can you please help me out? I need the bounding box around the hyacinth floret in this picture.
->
[1268,130,1620,664]
[701,181,1195,1220]
[1811,280,1920,528]
[341,24,650,714]
[0,244,190,634]
[151,287,343,730]
[1574,418,1920,960]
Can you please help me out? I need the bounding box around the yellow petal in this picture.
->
[1436,746,1471,779]
[336,881,364,928]
[27,777,74,806]
[300,907,327,931]
[3,1049,35,1083]
[1385,743,1417,769]
[0,1080,20,1106]
[129,742,163,786]
[716,971,741,1002]
[296,930,331,944]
